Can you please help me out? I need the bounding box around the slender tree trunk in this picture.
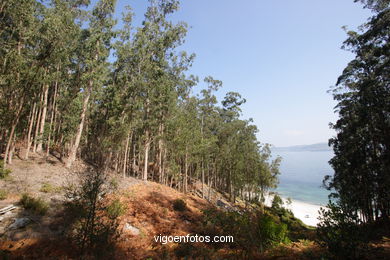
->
[202,161,205,198]
[33,92,43,153]
[158,125,163,183]
[37,82,49,152]
[123,131,131,178]
[25,102,37,159]
[143,129,150,181]
[184,150,188,193]
[8,135,16,165]
[46,77,58,156]
[65,84,92,168]
[4,97,24,167]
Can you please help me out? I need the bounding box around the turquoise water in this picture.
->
[272,150,333,206]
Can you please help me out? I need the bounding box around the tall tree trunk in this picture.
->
[37,83,49,152]
[158,123,164,183]
[25,102,37,159]
[4,96,24,167]
[123,131,131,178]
[65,84,92,168]
[143,129,150,181]
[46,80,57,156]
[184,150,188,193]
[33,92,43,153]
[202,161,205,198]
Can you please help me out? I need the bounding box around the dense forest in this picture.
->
[0,0,280,202]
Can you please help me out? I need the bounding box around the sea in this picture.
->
[271,150,334,206]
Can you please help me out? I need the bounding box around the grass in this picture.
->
[39,182,61,193]
[0,160,11,179]
[0,189,8,200]
[20,193,48,215]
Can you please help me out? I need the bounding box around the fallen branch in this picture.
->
[0,205,17,215]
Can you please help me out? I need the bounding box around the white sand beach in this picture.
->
[264,194,326,227]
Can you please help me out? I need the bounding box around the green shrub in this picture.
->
[202,208,289,257]
[20,194,48,215]
[0,160,11,179]
[109,177,119,190]
[317,201,366,259]
[0,189,8,200]
[107,199,126,219]
[173,199,187,212]
[64,169,122,258]
[272,194,284,209]
[40,182,61,193]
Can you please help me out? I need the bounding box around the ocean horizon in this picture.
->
[271,149,334,206]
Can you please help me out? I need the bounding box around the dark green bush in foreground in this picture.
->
[64,169,123,259]
[202,208,289,258]
[316,201,390,259]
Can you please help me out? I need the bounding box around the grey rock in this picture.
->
[8,218,31,230]
[123,223,140,235]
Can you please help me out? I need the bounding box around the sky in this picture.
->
[99,0,373,147]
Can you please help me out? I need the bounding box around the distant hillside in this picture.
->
[273,143,332,152]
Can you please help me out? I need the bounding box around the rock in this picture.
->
[8,218,31,230]
[216,199,227,208]
[123,223,140,235]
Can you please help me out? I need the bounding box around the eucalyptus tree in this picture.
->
[65,0,117,167]
[0,0,37,165]
[325,0,390,222]
[129,0,192,181]
[197,76,221,197]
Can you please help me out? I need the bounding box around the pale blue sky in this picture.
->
[104,0,372,147]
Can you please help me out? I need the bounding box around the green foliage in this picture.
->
[64,169,121,258]
[0,0,280,214]
[20,194,48,215]
[39,182,61,193]
[202,208,289,257]
[354,0,390,11]
[326,1,390,224]
[109,177,119,190]
[172,199,187,212]
[271,194,283,210]
[317,201,367,259]
[106,199,126,219]
[0,189,8,200]
[0,160,11,179]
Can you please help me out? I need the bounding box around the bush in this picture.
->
[202,208,289,257]
[173,199,187,212]
[40,182,61,193]
[272,194,284,210]
[0,160,11,179]
[107,199,126,219]
[317,201,366,259]
[20,194,48,215]
[0,189,8,200]
[64,168,122,258]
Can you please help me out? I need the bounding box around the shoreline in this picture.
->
[264,194,326,227]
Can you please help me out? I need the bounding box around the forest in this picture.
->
[0,0,280,202]
[0,0,389,259]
